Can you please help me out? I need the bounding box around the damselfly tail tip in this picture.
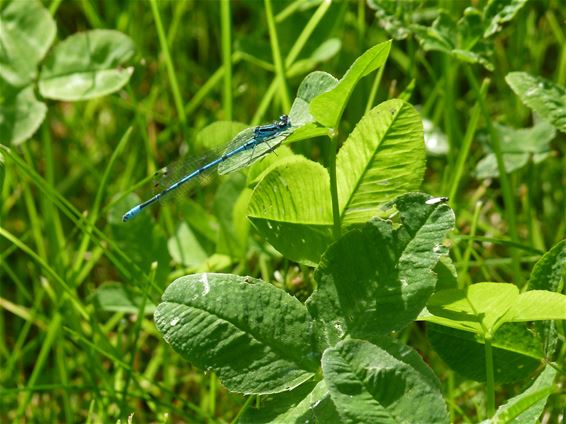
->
[122,205,142,222]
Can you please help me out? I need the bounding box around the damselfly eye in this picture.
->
[278,114,289,127]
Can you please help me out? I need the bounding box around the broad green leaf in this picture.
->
[506,72,566,133]
[337,99,425,225]
[288,71,338,127]
[248,100,426,265]
[0,0,56,86]
[490,365,557,424]
[240,380,340,423]
[423,283,566,337]
[426,323,542,384]
[527,239,566,356]
[504,291,566,322]
[322,338,448,424]
[284,123,332,145]
[307,193,454,347]
[246,144,295,186]
[91,282,155,315]
[0,78,46,145]
[248,155,334,266]
[154,273,319,394]
[167,222,210,268]
[39,29,134,101]
[424,283,519,336]
[483,0,529,38]
[310,40,392,128]
[475,121,555,179]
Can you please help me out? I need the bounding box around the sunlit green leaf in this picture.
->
[504,291,566,322]
[322,338,449,424]
[248,155,334,266]
[246,144,295,186]
[424,283,519,336]
[337,99,425,225]
[310,41,392,128]
[289,70,338,127]
[39,29,134,101]
[0,0,56,86]
[506,72,566,133]
[248,100,425,265]
[154,273,319,394]
[422,283,566,337]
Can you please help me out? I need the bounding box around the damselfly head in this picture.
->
[278,114,290,128]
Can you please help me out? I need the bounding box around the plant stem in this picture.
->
[365,63,385,113]
[448,79,489,202]
[484,336,496,417]
[221,0,232,120]
[264,0,291,112]
[328,134,341,239]
[464,65,522,283]
[284,0,331,68]
[149,0,187,128]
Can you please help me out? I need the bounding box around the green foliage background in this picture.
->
[0,0,564,422]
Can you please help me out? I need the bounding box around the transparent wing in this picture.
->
[152,154,216,204]
[218,128,292,175]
